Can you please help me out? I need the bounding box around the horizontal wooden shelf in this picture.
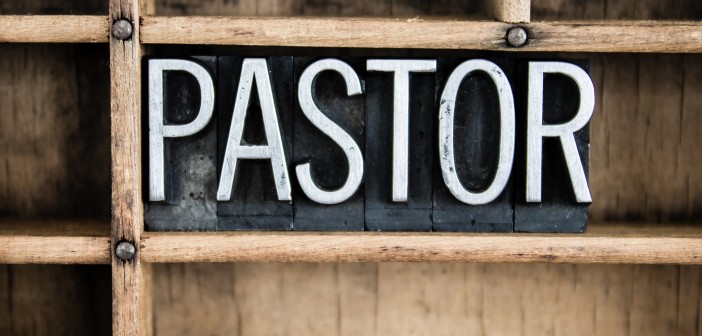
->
[140,223,702,264]
[2,15,701,53]
[2,220,701,264]
[0,15,108,43]
[0,219,111,264]
[141,17,702,53]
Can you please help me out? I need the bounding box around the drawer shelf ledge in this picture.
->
[140,223,702,264]
[0,219,111,264]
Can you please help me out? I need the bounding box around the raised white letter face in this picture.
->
[296,59,364,205]
[526,61,594,203]
[438,59,516,205]
[149,59,215,201]
[367,59,436,202]
[217,58,292,202]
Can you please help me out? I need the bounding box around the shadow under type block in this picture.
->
[513,60,591,233]
[432,58,516,232]
[364,59,435,231]
[145,56,218,231]
[216,56,294,230]
[292,57,365,231]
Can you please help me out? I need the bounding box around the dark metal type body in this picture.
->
[145,55,592,233]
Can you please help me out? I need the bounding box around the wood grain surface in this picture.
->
[153,0,483,17]
[0,15,108,43]
[0,264,111,335]
[152,263,702,336]
[0,220,110,264]
[109,0,152,335]
[140,223,702,264]
[489,0,530,23]
[140,16,702,53]
[0,43,111,219]
[0,2,113,334]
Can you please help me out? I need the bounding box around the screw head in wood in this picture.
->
[506,27,528,47]
[115,241,136,261]
[112,19,133,40]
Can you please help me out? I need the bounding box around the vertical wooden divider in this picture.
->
[488,0,531,23]
[110,0,153,335]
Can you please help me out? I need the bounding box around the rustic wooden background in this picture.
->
[1,0,701,335]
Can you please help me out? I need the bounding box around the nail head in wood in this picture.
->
[115,241,136,261]
[112,19,133,40]
[506,27,528,47]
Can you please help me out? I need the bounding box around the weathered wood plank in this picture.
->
[151,263,379,336]
[0,220,110,264]
[152,263,702,336]
[0,2,112,335]
[0,44,111,219]
[532,0,702,21]
[110,0,152,335]
[0,265,111,335]
[140,223,702,264]
[488,0,530,23]
[589,54,702,223]
[1,232,108,269]
[0,15,109,43]
[153,0,481,17]
[140,17,702,53]
[0,0,107,14]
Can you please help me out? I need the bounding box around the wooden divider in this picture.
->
[140,224,702,264]
[109,0,152,335]
[0,15,108,43]
[3,14,702,53]
[0,220,110,264]
[140,17,702,53]
[489,0,530,23]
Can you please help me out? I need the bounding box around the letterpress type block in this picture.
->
[217,56,294,230]
[293,57,365,231]
[433,58,516,232]
[514,60,592,233]
[145,56,218,231]
[365,59,435,231]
